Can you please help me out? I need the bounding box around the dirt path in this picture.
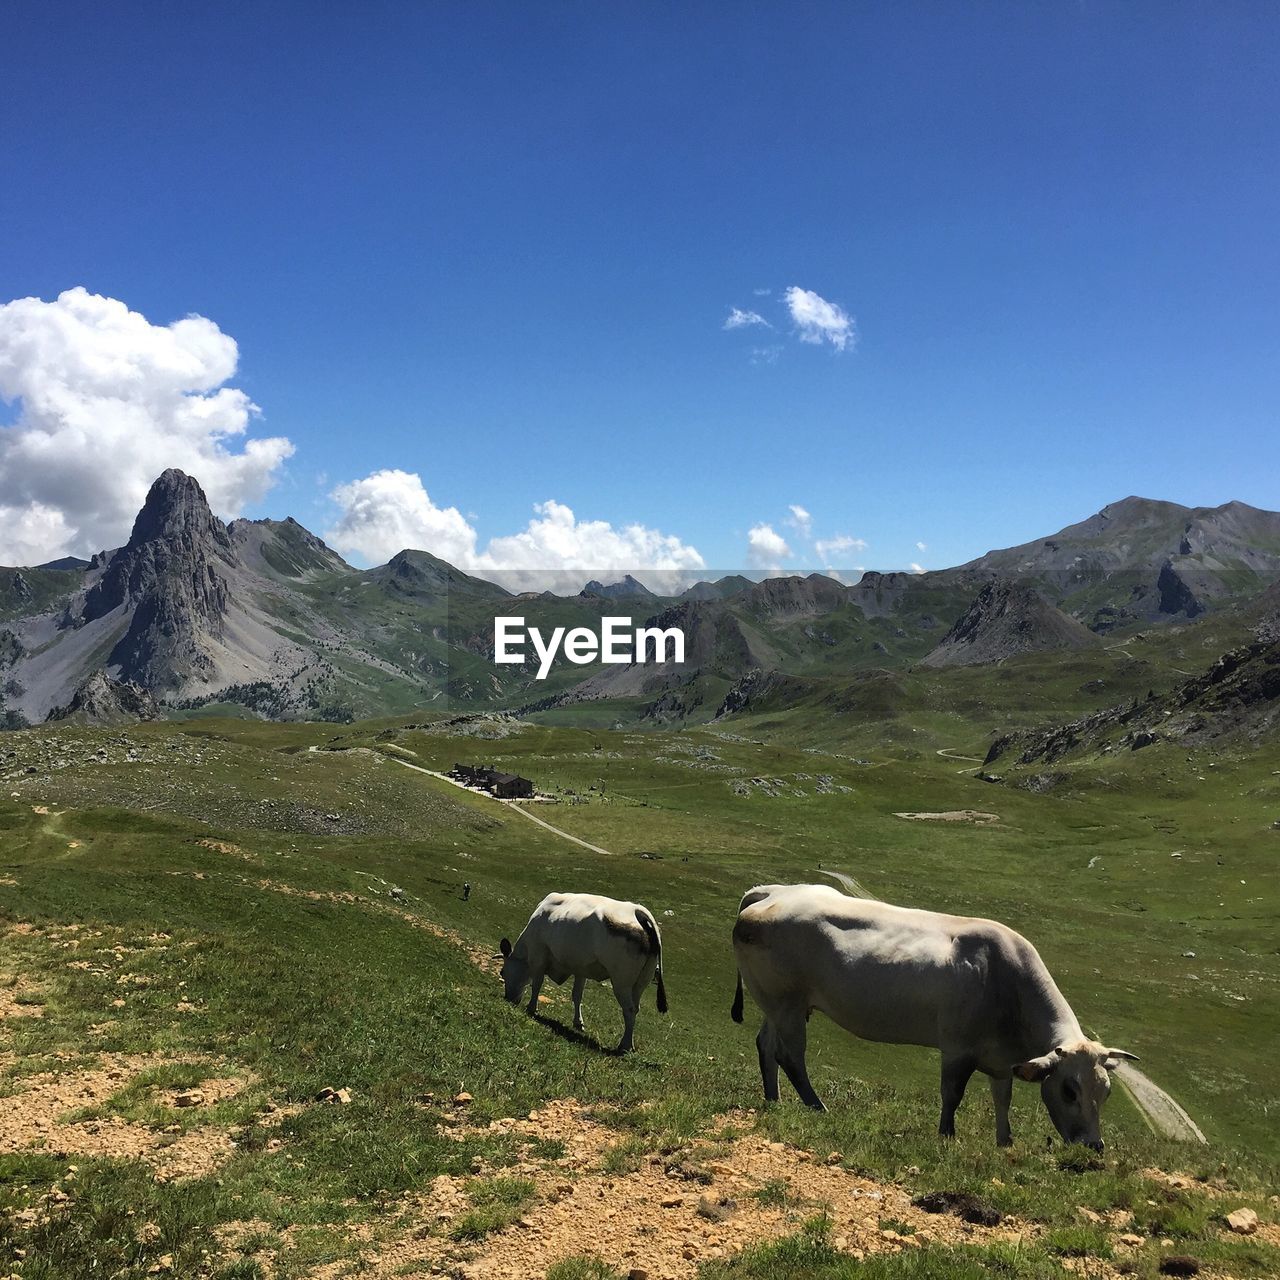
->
[386,757,617,856]
[935,747,983,764]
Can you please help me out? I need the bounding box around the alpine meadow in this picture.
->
[3,6,1280,1280]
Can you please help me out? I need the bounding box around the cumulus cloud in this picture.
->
[325,473,705,592]
[746,522,791,570]
[916,540,927,551]
[723,307,770,330]
[910,562,925,574]
[325,470,478,567]
[814,534,868,561]
[786,504,812,536]
[0,287,292,564]
[785,286,856,351]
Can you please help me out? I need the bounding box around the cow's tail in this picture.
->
[731,970,744,1023]
[637,910,669,1014]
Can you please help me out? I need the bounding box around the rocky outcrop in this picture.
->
[986,637,1280,766]
[81,470,235,690]
[580,575,655,599]
[745,573,849,618]
[46,669,160,726]
[920,580,1099,668]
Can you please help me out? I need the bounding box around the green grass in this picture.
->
[450,1176,537,1239]
[1,703,1276,1277]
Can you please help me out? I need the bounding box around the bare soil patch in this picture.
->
[307,1099,1037,1280]
[0,1051,254,1180]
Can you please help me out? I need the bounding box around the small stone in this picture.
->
[627,1269,649,1280]
[661,1196,682,1208]
[173,1090,204,1108]
[453,1091,473,1106]
[1118,1233,1145,1248]
[1225,1207,1258,1235]
[826,1151,842,1165]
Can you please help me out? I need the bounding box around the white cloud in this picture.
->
[785,286,856,352]
[474,500,704,592]
[326,473,705,593]
[786,504,812,536]
[746,522,791,570]
[814,534,868,561]
[752,287,772,297]
[723,307,770,331]
[0,287,293,564]
[325,470,478,567]
[750,345,782,365]
[916,540,927,551]
[910,562,925,574]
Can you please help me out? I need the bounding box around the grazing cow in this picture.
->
[499,892,668,1052]
[731,884,1136,1149]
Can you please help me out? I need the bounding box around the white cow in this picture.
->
[500,892,668,1053]
[731,884,1136,1149]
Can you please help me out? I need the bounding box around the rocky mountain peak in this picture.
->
[126,469,233,553]
[79,469,234,689]
[580,575,654,599]
[920,578,1099,668]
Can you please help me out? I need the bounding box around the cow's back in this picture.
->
[526,892,654,980]
[733,885,976,1048]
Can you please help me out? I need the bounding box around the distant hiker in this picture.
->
[463,882,472,901]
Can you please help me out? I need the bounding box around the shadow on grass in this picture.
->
[529,1012,614,1055]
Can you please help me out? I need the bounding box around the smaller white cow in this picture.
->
[732,885,1136,1149]
[500,892,668,1053]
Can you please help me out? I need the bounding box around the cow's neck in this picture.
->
[1016,956,1084,1054]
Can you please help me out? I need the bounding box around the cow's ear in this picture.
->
[1102,1048,1138,1070]
[499,937,512,958]
[1013,1053,1058,1082]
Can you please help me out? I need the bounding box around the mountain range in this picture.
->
[1,470,1278,728]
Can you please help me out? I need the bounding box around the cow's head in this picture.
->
[1013,1039,1138,1152]
[497,937,527,1004]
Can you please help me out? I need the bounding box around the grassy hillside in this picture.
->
[2,707,1277,1279]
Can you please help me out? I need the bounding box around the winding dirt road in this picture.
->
[387,757,616,856]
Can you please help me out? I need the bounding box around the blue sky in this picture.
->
[2,3,1278,577]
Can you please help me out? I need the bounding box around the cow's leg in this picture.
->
[756,1022,780,1103]
[990,1075,1013,1147]
[774,1009,825,1112]
[611,977,638,1053]
[525,968,545,1017]
[571,974,587,1032]
[938,1056,975,1137]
